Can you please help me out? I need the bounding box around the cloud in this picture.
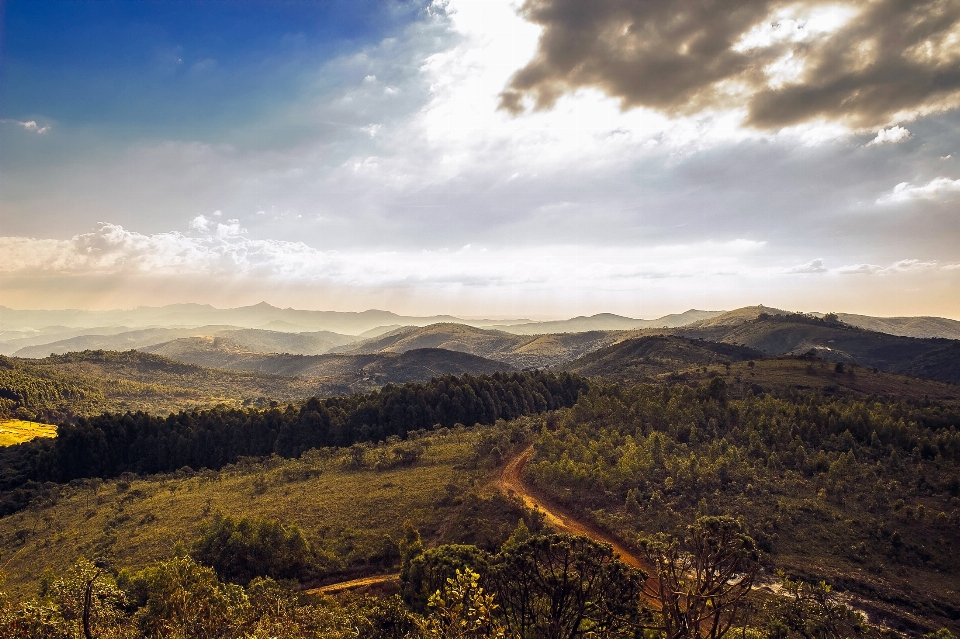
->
[788,258,827,274]
[837,258,938,275]
[4,119,51,134]
[867,126,912,146]
[215,219,244,238]
[0,223,769,288]
[499,0,960,130]
[876,177,960,203]
[189,215,210,231]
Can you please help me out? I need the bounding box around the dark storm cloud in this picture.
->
[500,0,960,129]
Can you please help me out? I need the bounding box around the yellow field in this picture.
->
[0,419,58,446]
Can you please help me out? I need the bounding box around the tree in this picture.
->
[191,512,312,584]
[403,544,492,611]
[764,573,868,639]
[490,533,644,639]
[421,568,507,639]
[121,555,249,638]
[639,516,759,639]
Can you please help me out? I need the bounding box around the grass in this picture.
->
[0,419,58,447]
[0,427,509,599]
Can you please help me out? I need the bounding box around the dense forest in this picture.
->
[0,371,587,516]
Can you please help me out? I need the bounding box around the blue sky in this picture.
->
[2,0,960,318]
[3,0,423,135]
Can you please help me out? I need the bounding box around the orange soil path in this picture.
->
[305,573,400,595]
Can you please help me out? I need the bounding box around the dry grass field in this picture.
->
[0,419,57,447]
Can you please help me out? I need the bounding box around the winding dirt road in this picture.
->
[497,445,652,573]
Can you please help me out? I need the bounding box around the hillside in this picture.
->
[13,326,358,358]
[669,311,960,384]
[13,326,240,358]
[558,335,762,379]
[143,337,514,392]
[837,313,960,340]
[0,351,321,420]
[335,322,631,368]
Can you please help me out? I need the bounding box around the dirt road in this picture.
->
[497,444,652,573]
[308,444,656,598]
[305,573,400,596]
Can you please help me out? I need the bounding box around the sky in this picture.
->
[2,0,960,319]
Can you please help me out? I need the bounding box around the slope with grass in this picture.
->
[0,426,535,599]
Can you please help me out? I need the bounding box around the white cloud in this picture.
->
[215,219,244,238]
[189,215,210,231]
[867,126,912,146]
[4,119,51,134]
[787,258,827,274]
[876,177,960,203]
[837,258,938,275]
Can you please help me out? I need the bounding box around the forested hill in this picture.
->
[671,312,960,384]
[0,370,587,515]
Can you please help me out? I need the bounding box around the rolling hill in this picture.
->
[331,323,633,368]
[141,336,513,388]
[2,345,517,421]
[836,313,960,340]
[669,311,960,384]
[559,335,762,379]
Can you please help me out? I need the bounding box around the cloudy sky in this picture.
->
[2,0,960,319]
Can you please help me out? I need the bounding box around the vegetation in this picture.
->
[524,379,960,631]
[0,370,585,518]
[2,347,960,636]
[0,423,540,598]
